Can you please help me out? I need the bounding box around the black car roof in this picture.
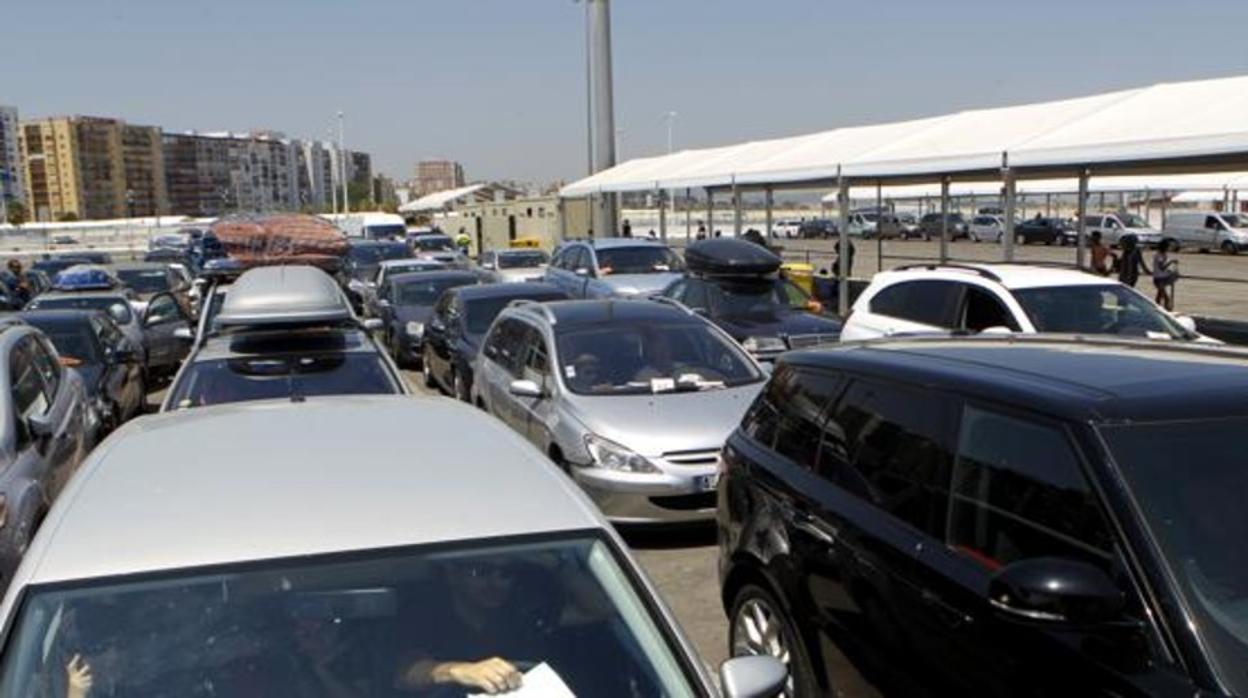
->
[783,336,1248,424]
[540,299,695,328]
[451,282,565,302]
[19,309,103,327]
[388,270,478,284]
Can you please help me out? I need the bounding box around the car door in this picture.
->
[15,335,81,501]
[518,328,557,450]
[546,247,578,295]
[479,318,528,428]
[424,293,457,388]
[142,292,191,370]
[570,247,597,298]
[96,314,143,417]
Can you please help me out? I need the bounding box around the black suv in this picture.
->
[719,336,1248,697]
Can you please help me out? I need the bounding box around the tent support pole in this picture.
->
[764,187,774,240]
[732,178,742,237]
[705,187,714,238]
[1045,193,1052,218]
[876,181,884,272]
[1002,165,1016,262]
[940,177,950,264]
[685,188,692,241]
[1161,191,1169,230]
[837,172,850,318]
[657,187,667,245]
[1143,188,1151,227]
[1076,169,1089,270]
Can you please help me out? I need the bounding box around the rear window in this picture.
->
[868,280,959,328]
[28,297,133,325]
[167,353,398,409]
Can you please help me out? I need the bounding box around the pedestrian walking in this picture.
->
[1116,234,1150,288]
[696,223,707,241]
[621,219,633,238]
[833,239,856,278]
[1152,239,1179,310]
[1088,231,1116,276]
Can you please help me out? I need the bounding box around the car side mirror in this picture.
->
[719,656,787,698]
[988,558,1125,626]
[508,379,543,398]
[1174,314,1197,333]
[173,326,194,342]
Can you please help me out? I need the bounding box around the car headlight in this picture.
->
[406,321,425,338]
[584,434,659,473]
[742,336,787,353]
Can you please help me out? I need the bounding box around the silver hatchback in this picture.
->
[475,299,766,524]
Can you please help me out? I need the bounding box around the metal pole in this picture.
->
[587,0,618,237]
[837,171,850,317]
[1045,192,1052,218]
[764,187,773,240]
[1003,164,1016,262]
[685,187,692,240]
[705,187,713,238]
[876,181,883,272]
[657,187,667,245]
[940,177,950,263]
[338,112,349,214]
[732,178,742,237]
[1161,191,1169,229]
[1076,169,1089,270]
[584,0,594,176]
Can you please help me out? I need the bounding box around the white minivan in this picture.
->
[1083,212,1162,247]
[1163,210,1248,254]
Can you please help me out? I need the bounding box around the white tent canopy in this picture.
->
[562,74,1248,197]
[398,183,487,213]
[822,171,1248,203]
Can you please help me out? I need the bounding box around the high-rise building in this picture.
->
[0,106,24,213]
[19,116,168,221]
[415,159,465,196]
[162,131,303,216]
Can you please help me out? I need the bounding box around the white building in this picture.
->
[0,106,24,210]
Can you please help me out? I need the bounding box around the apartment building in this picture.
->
[0,106,23,211]
[415,159,465,196]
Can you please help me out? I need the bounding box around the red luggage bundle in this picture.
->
[210,214,348,271]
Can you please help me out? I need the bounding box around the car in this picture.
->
[108,262,192,308]
[797,219,837,239]
[916,212,970,240]
[475,299,767,524]
[1163,210,1248,254]
[0,317,89,590]
[661,239,842,361]
[148,231,190,252]
[719,336,1248,696]
[162,265,404,411]
[423,282,569,401]
[1083,211,1162,247]
[50,235,78,246]
[358,259,450,318]
[479,249,551,283]
[1014,216,1077,245]
[30,256,93,280]
[142,247,191,266]
[845,212,878,237]
[410,232,457,255]
[343,239,413,313]
[0,396,785,698]
[65,251,112,265]
[773,220,803,239]
[375,270,480,367]
[840,263,1204,342]
[543,239,684,299]
[967,214,1005,242]
[19,309,144,441]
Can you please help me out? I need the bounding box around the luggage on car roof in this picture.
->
[210,214,349,272]
[685,238,781,276]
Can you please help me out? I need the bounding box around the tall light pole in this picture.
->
[337,112,350,214]
[663,111,677,154]
[585,0,617,236]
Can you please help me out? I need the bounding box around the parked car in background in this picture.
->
[840,263,1204,342]
[360,259,447,318]
[661,239,841,362]
[162,266,403,411]
[475,299,766,524]
[543,239,684,299]
[798,219,837,239]
[1083,211,1162,247]
[30,256,93,280]
[148,231,190,252]
[917,212,970,240]
[1163,210,1248,254]
[423,282,568,401]
[1014,216,1078,245]
[0,396,783,698]
[845,212,878,237]
[20,309,144,440]
[343,239,412,312]
[109,262,191,309]
[374,269,480,366]
[720,336,1248,696]
[0,317,89,590]
[479,249,550,283]
[968,214,1005,242]
[411,233,458,256]
[774,220,803,238]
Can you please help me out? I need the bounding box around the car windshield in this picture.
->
[28,297,132,325]
[395,278,473,306]
[710,278,809,318]
[465,294,563,337]
[167,352,398,409]
[1222,214,1248,228]
[595,247,684,275]
[557,320,761,395]
[365,224,406,240]
[1117,213,1150,228]
[1013,285,1185,339]
[380,262,441,280]
[0,536,695,698]
[349,243,409,266]
[413,236,454,252]
[38,326,100,364]
[115,269,169,294]
[1101,417,1248,696]
[497,251,549,269]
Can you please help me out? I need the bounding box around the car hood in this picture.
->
[569,383,764,457]
[714,311,842,340]
[598,272,683,297]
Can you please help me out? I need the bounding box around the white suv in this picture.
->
[841,263,1206,342]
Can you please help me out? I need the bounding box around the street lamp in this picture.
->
[337,112,349,215]
[662,111,677,154]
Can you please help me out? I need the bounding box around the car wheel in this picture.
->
[730,583,818,698]
[1222,240,1239,255]
[452,370,470,402]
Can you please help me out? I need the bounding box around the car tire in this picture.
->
[730,583,818,698]
[1222,240,1239,255]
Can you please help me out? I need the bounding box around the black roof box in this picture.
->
[685,238,781,276]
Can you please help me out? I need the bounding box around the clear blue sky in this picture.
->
[6,0,1248,184]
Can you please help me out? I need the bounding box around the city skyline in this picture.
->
[6,0,1248,185]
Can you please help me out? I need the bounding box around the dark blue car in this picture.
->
[375,270,480,367]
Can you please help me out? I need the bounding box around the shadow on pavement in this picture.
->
[616,520,716,550]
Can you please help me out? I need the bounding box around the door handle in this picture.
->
[793,511,837,545]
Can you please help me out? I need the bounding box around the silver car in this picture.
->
[474,299,767,523]
[543,239,685,299]
[0,396,784,697]
[479,248,550,283]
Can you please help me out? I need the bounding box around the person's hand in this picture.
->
[442,657,522,694]
[66,654,93,698]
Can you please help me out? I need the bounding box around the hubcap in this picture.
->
[733,598,795,696]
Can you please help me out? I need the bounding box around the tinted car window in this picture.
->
[9,338,48,418]
[30,337,62,398]
[594,247,683,275]
[497,251,549,268]
[483,318,530,377]
[394,277,474,306]
[949,406,1112,571]
[823,380,955,536]
[772,369,844,468]
[869,280,959,327]
[1013,285,1184,338]
[29,296,133,325]
[167,353,398,409]
[115,269,170,294]
[465,294,565,337]
[682,280,710,310]
[960,285,1019,332]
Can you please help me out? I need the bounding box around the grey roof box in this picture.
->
[216,265,353,327]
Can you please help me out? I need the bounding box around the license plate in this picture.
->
[695,474,720,492]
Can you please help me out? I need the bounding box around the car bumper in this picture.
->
[571,463,719,524]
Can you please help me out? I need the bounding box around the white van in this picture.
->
[1083,212,1162,247]
[1163,211,1248,254]
[320,212,407,240]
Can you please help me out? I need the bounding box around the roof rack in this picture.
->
[647,295,696,316]
[508,298,557,325]
[894,263,1001,283]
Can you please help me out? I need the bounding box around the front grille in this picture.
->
[650,492,716,511]
[662,449,721,467]
[785,333,839,350]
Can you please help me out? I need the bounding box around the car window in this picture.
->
[594,247,683,275]
[30,336,62,399]
[484,318,530,378]
[1206,216,1222,230]
[959,285,1019,332]
[1012,284,1184,339]
[29,296,133,325]
[682,280,709,310]
[145,294,181,325]
[664,280,686,301]
[741,366,786,447]
[949,406,1113,571]
[167,353,399,410]
[9,337,49,419]
[115,268,171,294]
[771,369,844,468]
[41,323,101,365]
[395,278,474,306]
[465,294,564,338]
[869,280,960,328]
[522,327,551,386]
[821,380,956,536]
